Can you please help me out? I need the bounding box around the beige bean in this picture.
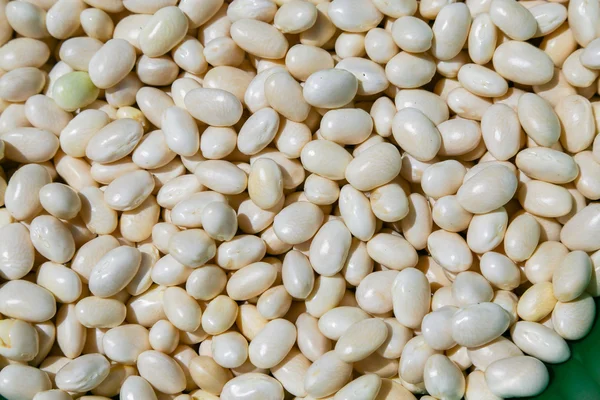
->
[339,184,376,241]
[452,302,510,347]
[552,292,595,340]
[431,3,471,61]
[516,147,578,184]
[184,88,242,127]
[5,1,48,39]
[303,69,358,109]
[89,246,141,298]
[353,270,396,315]
[468,13,496,65]
[0,222,34,280]
[273,201,324,245]
[432,195,473,233]
[37,261,82,304]
[399,335,440,384]
[392,108,441,162]
[552,251,592,302]
[80,8,113,42]
[392,268,430,329]
[0,67,46,102]
[0,38,49,72]
[447,87,492,121]
[305,274,346,318]
[29,215,75,263]
[395,89,449,125]
[0,365,51,400]
[510,321,569,364]
[221,373,284,400]
[428,230,473,273]
[485,356,549,398]
[422,306,458,351]
[227,261,278,300]
[459,64,508,98]
[88,39,136,90]
[481,104,522,160]
[493,41,554,85]
[490,0,536,40]
[518,180,572,218]
[517,282,557,322]
[137,350,186,394]
[55,353,110,392]
[305,351,353,398]
[230,19,288,59]
[480,252,520,290]
[424,354,466,400]
[457,164,517,214]
[367,233,418,271]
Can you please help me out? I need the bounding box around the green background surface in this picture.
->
[1,298,597,400]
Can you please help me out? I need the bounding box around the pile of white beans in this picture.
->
[0,0,599,398]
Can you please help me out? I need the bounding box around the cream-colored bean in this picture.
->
[5,163,51,221]
[423,354,466,400]
[364,28,398,64]
[465,371,500,400]
[226,0,276,22]
[391,108,441,162]
[71,235,120,283]
[126,285,168,327]
[458,64,508,98]
[33,390,73,400]
[184,88,242,127]
[467,335,522,371]
[466,207,507,253]
[303,69,358,109]
[76,296,126,328]
[162,287,202,333]
[432,195,474,233]
[216,234,266,270]
[0,365,51,400]
[307,219,350,276]
[220,373,283,400]
[301,140,353,181]
[303,174,340,206]
[60,110,109,157]
[0,37,50,70]
[273,201,323,245]
[452,271,494,307]
[516,147,578,184]
[427,230,473,273]
[5,0,48,38]
[422,306,458,351]
[395,89,449,125]
[273,0,317,34]
[103,170,154,212]
[386,51,435,89]
[517,282,557,322]
[57,305,88,360]
[334,318,387,363]
[238,108,280,156]
[338,184,376,241]
[530,3,567,38]
[345,143,401,191]
[485,356,549,398]
[421,161,466,200]
[468,13,496,65]
[0,67,46,103]
[120,376,158,400]
[80,8,113,41]
[136,350,186,394]
[88,39,136,90]
[561,204,600,251]
[305,274,346,318]
[367,233,418,271]
[552,251,592,302]
[200,201,237,241]
[567,0,600,47]
[55,353,110,393]
[431,3,471,61]
[262,72,310,123]
[0,104,31,134]
[563,48,599,88]
[194,160,247,195]
[502,213,540,263]
[391,268,430,329]
[1,127,58,163]
[517,179,572,218]
[285,44,333,83]
[280,250,314,299]
[168,229,216,268]
[24,94,72,136]
[203,37,244,67]
[398,335,440,384]
[452,302,510,347]
[447,87,492,121]
[201,295,237,335]
[489,0,536,41]
[170,191,227,228]
[226,261,278,300]
[481,105,522,161]
[573,151,600,200]
[320,108,372,146]
[29,215,75,263]
[132,130,176,169]
[510,321,569,364]
[36,261,82,303]
[457,164,517,214]
[480,252,520,290]
[86,118,143,164]
[102,324,150,365]
[552,292,595,340]
[0,318,39,362]
[200,126,236,160]
[256,285,291,319]
[210,331,248,369]
[88,246,141,298]
[230,18,288,59]
[493,41,554,85]
[304,351,352,398]
[523,240,566,284]
[390,17,432,54]
[0,223,34,280]
[248,318,296,368]
[318,306,369,341]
